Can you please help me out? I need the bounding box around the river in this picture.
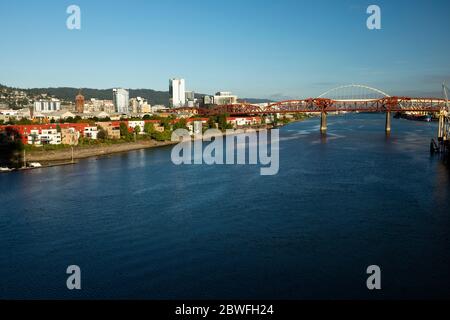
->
[1,113,449,299]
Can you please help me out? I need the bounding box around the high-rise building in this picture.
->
[75,90,85,113]
[169,78,186,108]
[113,88,129,114]
[33,99,61,113]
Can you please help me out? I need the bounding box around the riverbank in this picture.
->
[20,126,272,167]
[25,139,177,165]
[3,122,300,171]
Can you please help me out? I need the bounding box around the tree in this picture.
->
[173,118,187,130]
[152,130,172,141]
[281,116,290,125]
[119,122,130,140]
[218,113,232,130]
[207,117,216,129]
[144,122,155,134]
[97,128,107,140]
[160,118,171,130]
[134,125,141,135]
[30,133,39,145]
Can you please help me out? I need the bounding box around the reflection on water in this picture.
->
[0,114,449,299]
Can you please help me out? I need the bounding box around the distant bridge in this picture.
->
[172,84,449,134]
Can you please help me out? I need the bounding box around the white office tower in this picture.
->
[169,78,186,108]
[33,99,61,113]
[113,88,130,114]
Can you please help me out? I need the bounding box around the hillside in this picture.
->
[24,87,171,106]
[1,83,273,108]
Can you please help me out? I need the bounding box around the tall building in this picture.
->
[75,90,85,113]
[169,78,186,108]
[113,88,129,114]
[33,99,61,113]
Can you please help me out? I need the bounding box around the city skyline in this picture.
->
[1,0,450,99]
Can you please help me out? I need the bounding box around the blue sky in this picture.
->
[0,0,449,99]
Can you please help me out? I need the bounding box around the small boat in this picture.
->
[0,167,12,172]
[29,162,42,168]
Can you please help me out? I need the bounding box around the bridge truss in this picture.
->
[176,97,446,116]
[172,84,448,134]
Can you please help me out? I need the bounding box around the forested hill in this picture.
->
[24,87,172,106]
[1,83,273,106]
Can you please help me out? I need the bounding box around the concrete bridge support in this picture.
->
[385,111,391,133]
[320,111,327,134]
[438,112,445,141]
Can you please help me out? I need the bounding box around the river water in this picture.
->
[1,114,449,299]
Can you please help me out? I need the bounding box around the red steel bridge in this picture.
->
[172,84,449,135]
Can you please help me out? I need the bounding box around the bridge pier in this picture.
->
[438,112,445,141]
[385,111,391,133]
[320,111,327,134]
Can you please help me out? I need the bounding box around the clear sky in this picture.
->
[0,0,449,99]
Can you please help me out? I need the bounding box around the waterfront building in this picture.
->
[83,126,98,139]
[226,116,262,128]
[214,92,238,105]
[169,78,186,108]
[143,120,165,133]
[27,128,61,145]
[0,123,100,145]
[113,88,130,114]
[96,122,121,139]
[75,91,85,113]
[33,99,61,113]
[127,120,146,134]
[61,127,80,145]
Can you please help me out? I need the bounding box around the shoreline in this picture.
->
[3,125,280,172]
[2,121,311,173]
[25,139,178,165]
